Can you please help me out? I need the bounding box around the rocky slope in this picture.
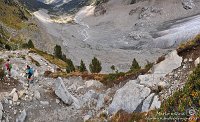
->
[0,44,199,121]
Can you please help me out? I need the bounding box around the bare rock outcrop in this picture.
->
[54,77,73,105]
[108,80,151,114]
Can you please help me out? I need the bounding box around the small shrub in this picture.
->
[130,58,141,72]
[145,60,154,71]
[44,70,52,77]
[5,44,11,50]
[110,65,115,72]
[156,55,165,64]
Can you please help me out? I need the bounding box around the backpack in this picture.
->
[29,68,34,75]
[5,63,12,70]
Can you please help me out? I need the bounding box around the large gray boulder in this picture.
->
[139,50,182,88]
[141,93,155,112]
[108,80,151,114]
[54,77,73,105]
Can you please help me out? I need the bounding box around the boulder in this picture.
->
[54,77,73,105]
[13,92,19,102]
[194,57,200,67]
[40,101,49,105]
[9,88,17,96]
[18,90,25,99]
[16,109,27,122]
[85,80,103,88]
[149,95,161,110]
[142,93,155,112]
[96,94,105,110]
[108,80,151,114]
[34,90,41,100]
[83,115,91,122]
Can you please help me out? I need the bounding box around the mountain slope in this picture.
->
[0,0,30,29]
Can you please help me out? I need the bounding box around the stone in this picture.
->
[34,90,41,100]
[18,90,26,99]
[34,70,39,77]
[149,95,161,110]
[9,88,17,96]
[142,93,155,112]
[56,99,60,104]
[17,102,21,106]
[9,100,12,105]
[183,58,188,62]
[83,115,91,122]
[194,57,200,67]
[16,109,27,122]
[13,92,19,102]
[85,80,103,88]
[40,101,49,105]
[158,81,169,89]
[108,80,151,114]
[14,110,17,115]
[96,94,105,110]
[54,78,73,105]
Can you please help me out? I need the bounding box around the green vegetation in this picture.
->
[54,45,62,59]
[66,59,75,73]
[89,57,102,73]
[0,0,30,29]
[110,65,115,72]
[158,64,200,119]
[177,34,200,54]
[130,58,141,72]
[27,39,34,48]
[79,60,87,72]
[29,48,67,68]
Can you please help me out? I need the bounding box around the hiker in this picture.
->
[25,65,34,84]
[4,59,12,77]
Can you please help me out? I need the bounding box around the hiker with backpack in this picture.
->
[4,59,12,78]
[25,65,34,84]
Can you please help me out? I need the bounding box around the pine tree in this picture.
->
[66,59,75,73]
[79,60,87,72]
[110,65,115,72]
[62,54,67,62]
[28,39,34,48]
[130,58,141,71]
[54,45,62,59]
[89,57,102,73]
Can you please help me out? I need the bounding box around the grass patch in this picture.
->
[0,0,30,29]
[29,48,67,68]
[177,34,200,54]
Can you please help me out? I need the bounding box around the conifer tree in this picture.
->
[79,60,87,72]
[89,57,102,73]
[130,58,141,71]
